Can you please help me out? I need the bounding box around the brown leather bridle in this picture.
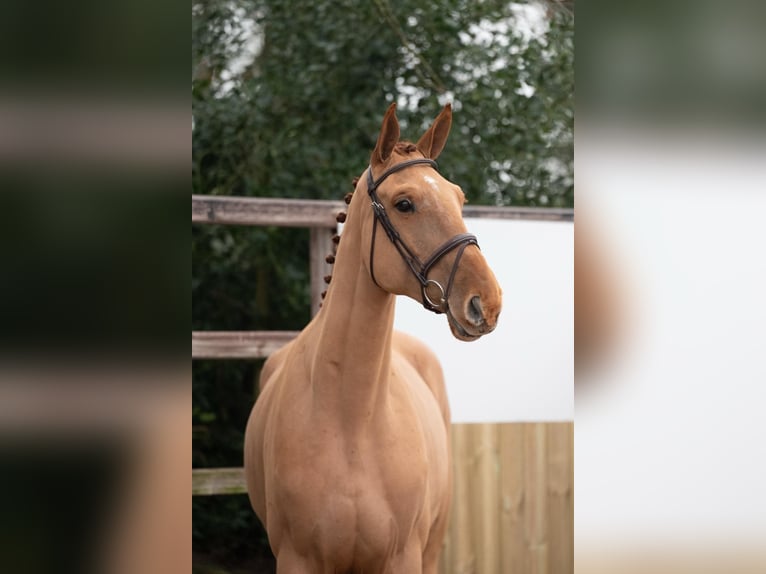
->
[366,158,479,315]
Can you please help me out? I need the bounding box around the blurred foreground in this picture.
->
[576,2,766,572]
[0,368,190,574]
[1,1,188,572]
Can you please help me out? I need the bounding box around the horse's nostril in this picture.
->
[467,295,484,326]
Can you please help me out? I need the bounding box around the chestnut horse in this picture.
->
[244,103,502,573]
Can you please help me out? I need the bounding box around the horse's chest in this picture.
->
[273,421,434,563]
[280,421,431,508]
[263,364,449,564]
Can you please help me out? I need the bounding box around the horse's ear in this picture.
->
[416,103,452,160]
[372,103,400,166]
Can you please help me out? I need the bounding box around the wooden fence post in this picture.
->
[310,226,336,316]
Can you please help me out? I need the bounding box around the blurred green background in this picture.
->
[192,1,573,571]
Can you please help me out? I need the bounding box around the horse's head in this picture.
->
[357,103,502,341]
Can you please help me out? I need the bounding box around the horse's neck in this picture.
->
[308,202,395,431]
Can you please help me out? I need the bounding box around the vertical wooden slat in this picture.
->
[524,423,549,574]
[309,226,336,316]
[473,424,500,574]
[500,423,527,573]
[546,423,574,574]
[447,423,475,574]
[438,424,452,574]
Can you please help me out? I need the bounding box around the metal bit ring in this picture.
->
[422,279,447,311]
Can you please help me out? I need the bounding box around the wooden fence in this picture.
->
[443,422,573,574]
[192,194,574,573]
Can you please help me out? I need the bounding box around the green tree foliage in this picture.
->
[193,0,572,205]
[192,1,572,570]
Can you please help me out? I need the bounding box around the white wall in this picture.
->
[394,217,573,423]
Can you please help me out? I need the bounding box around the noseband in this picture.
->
[366,158,479,314]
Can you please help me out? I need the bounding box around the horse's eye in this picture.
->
[395,198,414,213]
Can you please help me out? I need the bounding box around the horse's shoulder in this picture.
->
[393,331,450,424]
[393,330,440,368]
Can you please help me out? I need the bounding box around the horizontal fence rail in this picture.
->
[463,204,573,221]
[193,467,246,496]
[192,331,299,359]
[192,195,342,227]
[192,195,573,225]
